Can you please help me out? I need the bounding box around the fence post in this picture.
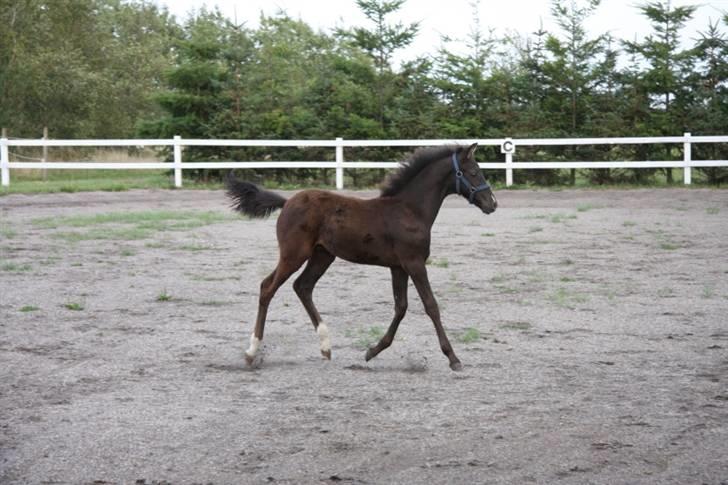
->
[501,137,514,187]
[505,152,513,187]
[42,126,48,181]
[683,132,691,185]
[1,136,9,187]
[335,137,344,190]
[173,135,182,188]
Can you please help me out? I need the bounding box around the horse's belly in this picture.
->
[336,249,397,267]
[320,234,398,267]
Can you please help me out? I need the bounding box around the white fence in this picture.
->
[2,133,728,189]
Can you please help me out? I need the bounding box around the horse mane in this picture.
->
[380,145,461,197]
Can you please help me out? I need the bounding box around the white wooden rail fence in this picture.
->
[2,133,727,189]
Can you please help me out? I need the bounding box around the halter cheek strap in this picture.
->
[452,152,491,204]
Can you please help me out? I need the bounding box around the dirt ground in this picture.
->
[1,187,727,484]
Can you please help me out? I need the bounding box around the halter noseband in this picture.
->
[452,152,491,204]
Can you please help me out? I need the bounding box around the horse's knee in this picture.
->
[259,287,275,307]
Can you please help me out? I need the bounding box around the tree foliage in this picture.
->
[1,0,726,185]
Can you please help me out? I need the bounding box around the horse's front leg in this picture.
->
[365,266,409,362]
[403,261,462,371]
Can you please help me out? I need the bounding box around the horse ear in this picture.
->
[466,142,478,159]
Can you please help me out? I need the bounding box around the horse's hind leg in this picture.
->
[365,266,408,362]
[293,245,335,359]
[246,254,308,365]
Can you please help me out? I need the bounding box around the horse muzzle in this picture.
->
[479,193,498,214]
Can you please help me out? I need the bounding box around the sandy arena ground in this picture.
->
[1,187,727,484]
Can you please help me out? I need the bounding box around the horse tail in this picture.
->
[225,173,287,218]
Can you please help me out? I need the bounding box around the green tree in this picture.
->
[340,0,419,132]
[0,0,177,138]
[433,1,500,138]
[542,0,612,184]
[689,17,728,184]
[623,1,697,183]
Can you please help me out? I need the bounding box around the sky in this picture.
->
[156,0,727,62]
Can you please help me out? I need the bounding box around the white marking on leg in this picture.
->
[246,334,260,358]
[317,322,331,353]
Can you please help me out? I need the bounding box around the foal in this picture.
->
[226,143,497,370]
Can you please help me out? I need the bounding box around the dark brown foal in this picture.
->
[226,143,497,370]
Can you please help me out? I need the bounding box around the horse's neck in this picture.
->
[395,159,453,226]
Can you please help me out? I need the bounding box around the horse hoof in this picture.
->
[365,347,375,361]
[450,361,463,371]
[321,349,332,360]
[245,351,264,368]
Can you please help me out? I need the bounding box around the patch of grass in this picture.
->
[525,270,547,283]
[190,274,240,282]
[500,321,532,331]
[33,210,233,229]
[528,226,544,233]
[32,210,236,243]
[20,305,39,312]
[426,257,449,268]
[0,225,17,239]
[622,221,637,227]
[490,274,507,284]
[706,207,719,215]
[346,326,386,350]
[458,327,482,343]
[1,262,32,272]
[560,276,575,282]
[702,286,715,299]
[199,300,232,307]
[64,302,84,311]
[659,242,681,251]
[178,243,216,251]
[560,258,575,266]
[52,227,152,242]
[550,213,578,223]
[0,170,176,195]
[549,288,589,309]
[657,287,674,298]
[156,290,172,302]
[120,249,136,257]
[481,232,496,237]
[39,256,61,266]
[576,203,597,212]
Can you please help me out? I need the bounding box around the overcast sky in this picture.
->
[156,0,727,62]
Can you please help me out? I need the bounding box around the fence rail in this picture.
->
[2,133,727,189]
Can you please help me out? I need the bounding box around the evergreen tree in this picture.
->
[434,0,500,138]
[690,18,728,183]
[623,1,697,183]
[340,0,419,133]
[541,0,609,183]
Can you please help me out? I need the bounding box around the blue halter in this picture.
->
[452,152,491,204]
